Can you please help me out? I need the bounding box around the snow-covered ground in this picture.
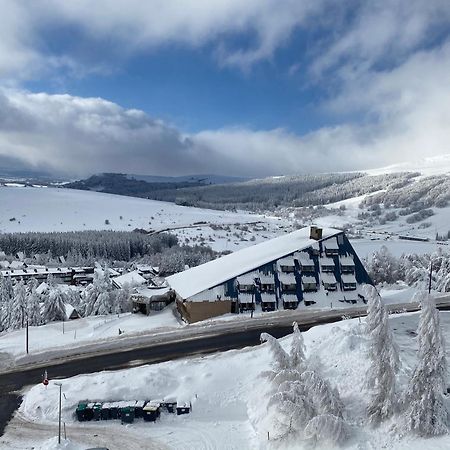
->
[366,153,450,177]
[3,311,450,449]
[319,192,450,243]
[0,306,180,364]
[0,186,288,251]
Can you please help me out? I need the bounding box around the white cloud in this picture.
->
[0,1,449,177]
[0,0,325,78]
[2,40,450,180]
[310,0,450,79]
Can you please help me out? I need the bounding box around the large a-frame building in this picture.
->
[167,226,372,323]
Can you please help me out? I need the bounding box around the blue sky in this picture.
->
[0,0,449,177]
[24,29,325,135]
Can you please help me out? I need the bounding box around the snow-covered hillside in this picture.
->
[366,153,450,177]
[0,186,287,251]
[4,312,450,450]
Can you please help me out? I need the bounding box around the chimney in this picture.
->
[310,226,323,240]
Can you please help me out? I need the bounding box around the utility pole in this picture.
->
[55,382,62,444]
[428,261,433,294]
[26,318,29,354]
[21,305,29,354]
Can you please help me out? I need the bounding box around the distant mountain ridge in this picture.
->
[65,171,415,212]
[128,173,250,184]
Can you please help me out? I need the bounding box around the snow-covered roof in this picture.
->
[64,303,79,320]
[341,274,357,284]
[324,239,339,250]
[236,273,258,285]
[188,285,225,302]
[302,276,317,284]
[9,260,25,269]
[238,293,254,304]
[94,266,120,277]
[321,273,337,284]
[282,293,299,302]
[340,256,355,266]
[294,252,314,266]
[277,257,295,267]
[108,268,120,277]
[0,266,78,278]
[260,293,276,303]
[278,272,297,284]
[136,264,159,274]
[167,227,341,300]
[0,261,10,269]
[343,294,359,302]
[258,273,275,284]
[36,282,49,295]
[112,270,146,288]
[132,286,170,299]
[320,257,335,267]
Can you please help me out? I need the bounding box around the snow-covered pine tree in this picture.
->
[404,291,448,436]
[262,326,312,439]
[0,276,14,330]
[290,321,307,372]
[262,323,349,444]
[82,269,106,316]
[10,279,27,330]
[46,273,55,288]
[260,332,292,384]
[43,287,67,323]
[304,413,349,445]
[366,245,400,284]
[300,371,344,418]
[80,283,96,317]
[88,266,116,315]
[268,379,315,440]
[0,274,7,331]
[364,285,400,425]
[27,279,42,326]
[93,290,114,316]
[115,285,132,314]
[0,275,14,331]
[64,287,81,309]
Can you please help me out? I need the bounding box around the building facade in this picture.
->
[167,226,372,323]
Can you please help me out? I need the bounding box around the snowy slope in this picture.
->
[0,186,288,251]
[366,153,450,176]
[5,312,450,449]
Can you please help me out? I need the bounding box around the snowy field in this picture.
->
[0,186,288,251]
[3,311,450,450]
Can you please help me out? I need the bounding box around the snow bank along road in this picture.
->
[1,297,450,435]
